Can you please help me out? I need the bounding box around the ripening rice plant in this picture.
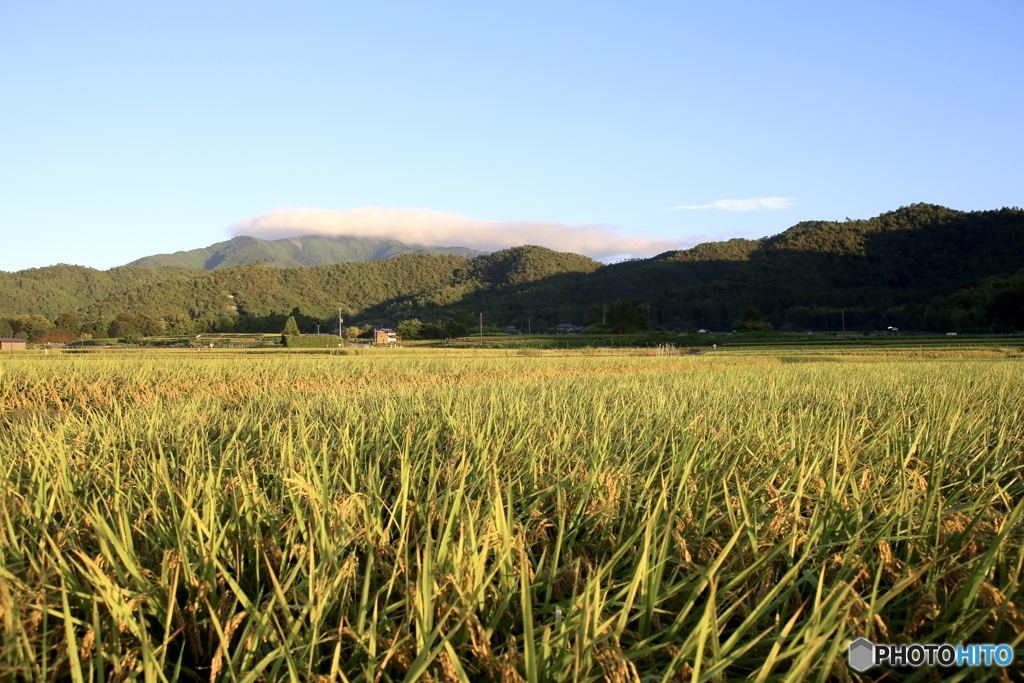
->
[0,352,1021,681]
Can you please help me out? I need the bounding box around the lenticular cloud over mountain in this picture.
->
[232,207,683,259]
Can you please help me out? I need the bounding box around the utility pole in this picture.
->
[841,308,846,334]
[479,312,483,342]
[528,317,531,335]
[338,308,344,341]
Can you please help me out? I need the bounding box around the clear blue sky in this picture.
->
[2,1,1021,271]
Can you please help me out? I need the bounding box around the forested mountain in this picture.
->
[2,204,1022,339]
[0,265,195,319]
[0,246,602,338]
[522,203,1024,332]
[126,234,482,269]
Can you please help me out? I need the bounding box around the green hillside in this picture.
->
[126,235,483,270]
[2,204,1023,339]
[0,265,195,319]
[379,204,1024,333]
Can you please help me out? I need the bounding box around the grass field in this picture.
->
[1,349,1022,681]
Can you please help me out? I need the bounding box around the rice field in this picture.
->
[1,350,1022,681]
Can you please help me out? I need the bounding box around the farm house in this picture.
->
[374,328,400,345]
[0,338,27,351]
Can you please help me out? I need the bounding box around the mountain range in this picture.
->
[2,203,1022,338]
[126,234,483,269]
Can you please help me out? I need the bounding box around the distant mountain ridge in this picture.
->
[126,234,484,269]
[2,204,1023,335]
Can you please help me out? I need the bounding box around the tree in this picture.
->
[0,319,12,338]
[108,314,140,339]
[23,315,55,342]
[41,329,78,345]
[54,312,82,336]
[281,316,301,341]
[419,322,447,339]
[396,318,423,340]
[214,312,238,333]
[447,310,470,337]
[136,314,167,336]
[606,300,648,333]
[288,307,312,333]
[80,320,108,339]
[735,306,773,332]
[164,313,196,336]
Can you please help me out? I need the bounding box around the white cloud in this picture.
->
[231,206,685,259]
[673,197,795,211]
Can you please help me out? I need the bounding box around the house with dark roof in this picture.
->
[374,328,401,345]
[0,338,27,351]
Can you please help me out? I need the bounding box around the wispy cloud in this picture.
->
[232,206,686,259]
[673,197,796,211]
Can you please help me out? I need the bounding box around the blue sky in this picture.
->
[1,1,1021,271]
